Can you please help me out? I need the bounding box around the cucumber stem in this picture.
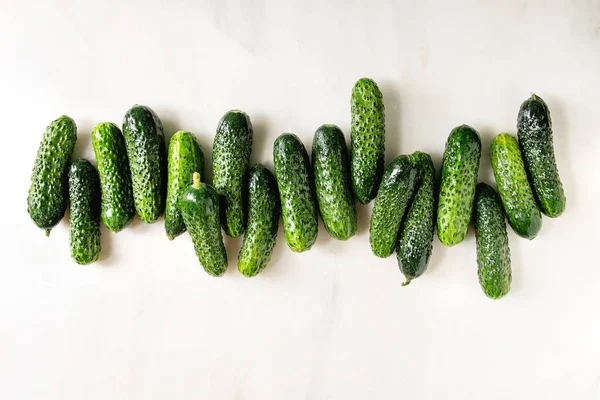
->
[401,279,411,287]
[192,172,201,189]
[45,229,51,237]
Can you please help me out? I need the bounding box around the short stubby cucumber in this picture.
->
[27,115,77,235]
[212,110,253,237]
[397,151,436,285]
[165,131,205,240]
[517,94,566,217]
[68,159,101,265]
[180,173,227,277]
[350,77,385,204]
[490,133,542,239]
[369,155,417,258]
[474,183,511,300]
[437,125,481,246]
[238,164,280,277]
[312,124,357,240]
[91,122,135,233]
[273,133,319,252]
[122,105,167,223]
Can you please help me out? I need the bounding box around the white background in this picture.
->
[1,0,599,399]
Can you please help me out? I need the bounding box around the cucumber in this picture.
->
[397,151,436,285]
[27,115,77,235]
[312,124,357,240]
[517,94,566,217]
[350,77,386,204]
[165,131,205,240]
[212,110,253,237]
[437,125,481,246]
[122,105,167,223]
[91,122,135,233]
[238,164,280,277]
[490,133,542,239]
[273,133,318,252]
[179,173,227,277]
[474,183,511,299]
[369,155,418,258]
[68,159,101,265]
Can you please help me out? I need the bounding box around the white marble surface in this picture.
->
[1,0,600,398]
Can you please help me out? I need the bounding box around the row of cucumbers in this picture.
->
[27,78,566,298]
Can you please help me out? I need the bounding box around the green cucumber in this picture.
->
[180,173,227,277]
[273,133,319,252]
[212,110,253,237]
[165,131,205,240]
[91,122,135,233]
[27,115,77,235]
[68,159,101,265]
[517,94,566,217]
[490,133,542,239]
[312,124,357,240]
[350,77,386,204]
[474,183,511,299]
[369,155,418,258]
[238,164,280,277]
[397,151,436,285]
[437,124,481,246]
[122,105,167,223]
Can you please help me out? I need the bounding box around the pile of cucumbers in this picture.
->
[27,79,565,299]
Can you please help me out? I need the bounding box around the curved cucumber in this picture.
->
[180,173,227,277]
[490,133,542,239]
[273,133,318,252]
[238,164,280,277]
[312,124,357,240]
[517,94,566,217]
[68,159,101,265]
[437,125,481,246]
[165,131,205,240]
[27,115,77,235]
[474,183,511,299]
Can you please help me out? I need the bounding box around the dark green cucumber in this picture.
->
[474,183,511,299]
[165,131,205,240]
[122,105,167,223]
[397,151,436,285]
[312,124,357,240]
[91,122,135,233]
[212,110,253,237]
[437,125,481,246]
[490,133,542,239]
[273,133,318,252]
[369,155,418,258]
[238,164,280,277]
[27,115,77,235]
[180,173,227,277]
[68,159,101,265]
[517,94,566,217]
[350,77,385,204]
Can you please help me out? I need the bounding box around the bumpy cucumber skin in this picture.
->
[474,183,511,300]
[517,94,566,217]
[312,124,357,240]
[238,164,280,277]
[122,105,167,223]
[91,122,135,233]
[27,115,77,235]
[165,131,205,240]
[397,152,436,285]
[212,110,253,237]
[350,77,386,204]
[68,159,101,265]
[180,175,227,277]
[369,155,417,258]
[273,133,319,252]
[490,133,542,239]
[437,125,482,246]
